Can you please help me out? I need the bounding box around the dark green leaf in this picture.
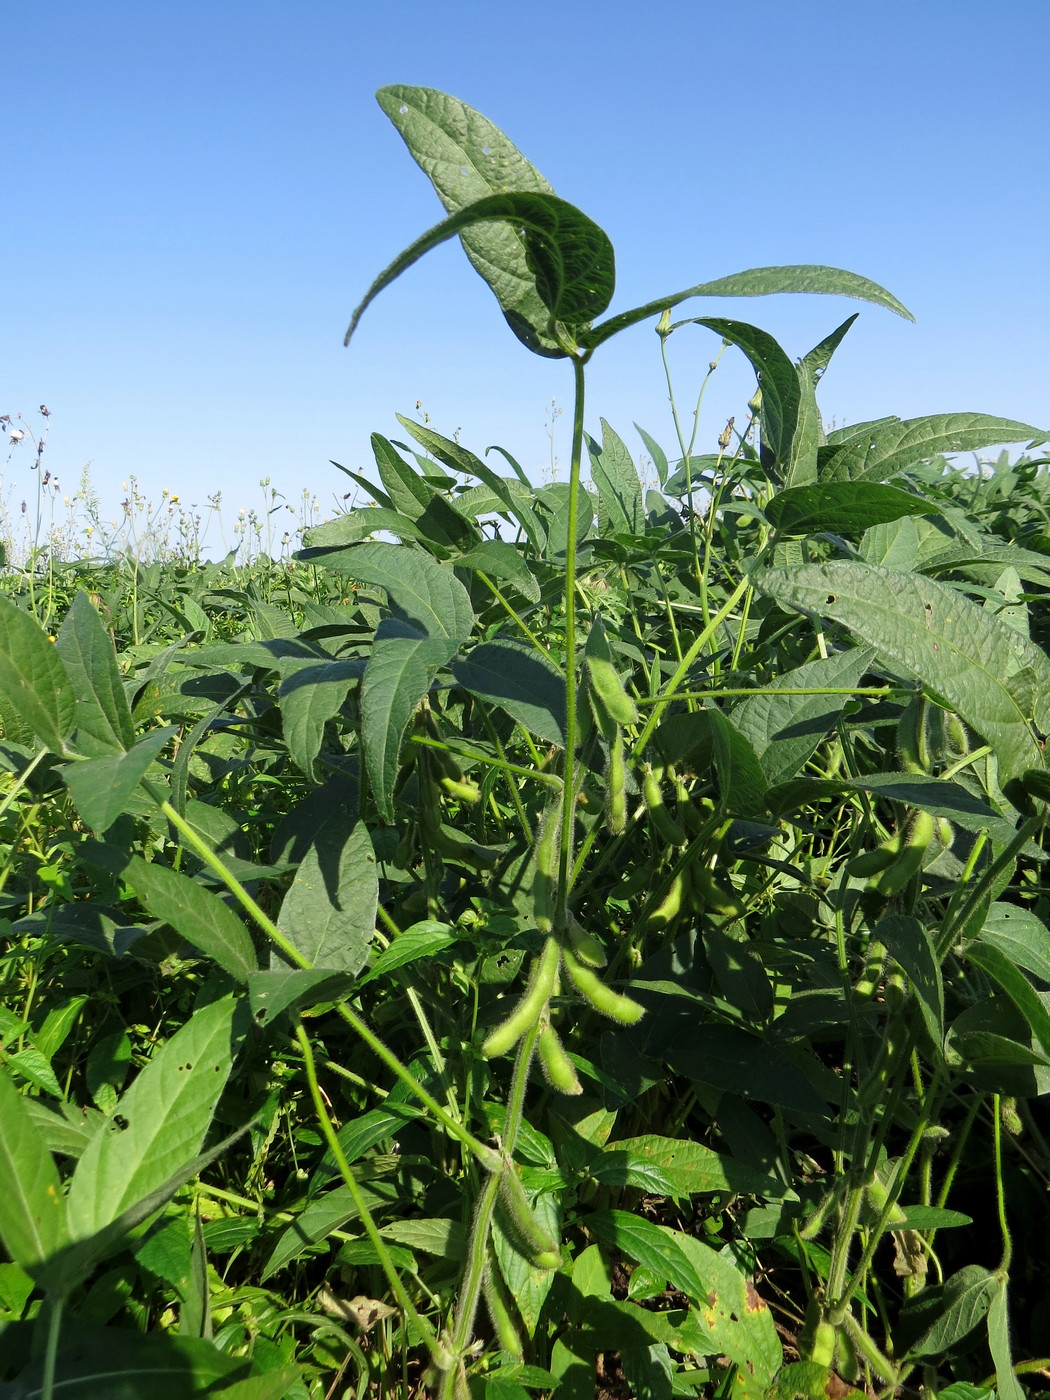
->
[451,638,566,746]
[583,264,913,352]
[878,914,944,1045]
[0,1071,69,1269]
[593,1135,787,1199]
[345,192,614,350]
[55,591,134,756]
[377,84,566,357]
[362,623,459,822]
[978,903,1050,985]
[964,942,1050,1057]
[66,996,242,1241]
[0,595,76,755]
[275,815,377,974]
[358,920,459,986]
[248,970,357,1026]
[757,561,1047,781]
[453,541,541,603]
[60,728,174,833]
[908,1264,997,1354]
[332,542,474,641]
[125,856,258,982]
[587,420,644,535]
[733,647,876,785]
[278,658,363,782]
[766,482,935,537]
[820,413,1047,483]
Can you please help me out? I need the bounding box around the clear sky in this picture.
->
[5,0,1049,552]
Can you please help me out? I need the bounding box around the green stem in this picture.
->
[556,355,587,923]
[40,1295,62,1400]
[294,1022,444,1363]
[148,788,498,1170]
[992,1093,1013,1273]
[440,1023,543,1400]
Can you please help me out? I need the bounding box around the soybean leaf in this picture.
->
[635,424,670,488]
[666,1025,826,1114]
[0,1070,69,1269]
[798,313,859,384]
[299,507,430,551]
[820,413,1047,483]
[381,1217,465,1259]
[60,728,174,833]
[377,84,565,357]
[964,942,1050,1057]
[582,264,913,353]
[766,482,935,537]
[331,542,473,641]
[277,658,364,782]
[906,1264,997,1354]
[987,1279,1026,1400]
[248,970,357,1026]
[733,646,877,785]
[0,595,76,755]
[681,319,798,475]
[275,814,377,974]
[593,1135,787,1199]
[756,561,1047,781]
[345,192,615,350]
[707,709,768,816]
[704,921,775,1022]
[492,1189,561,1337]
[0,1328,247,1399]
[371,433,433,519]
[362,622,459,822]
[878,914,944,1046]
[977,903,1050,985]
[357,919,459,986]
[262,1181,400,1280]
[585,1213,780,1381]
[451,637,566,746]
[452,540,542,603]
[125,856,257,983]
[587,419,644,536]
[55,590,134,756]
[66,995,243,1241]
[396,416,545,549]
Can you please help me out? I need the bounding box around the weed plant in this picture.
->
[1,86,1049,1400]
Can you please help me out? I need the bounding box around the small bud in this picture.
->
[748,389,763,415]
[656,307,672,337]
[39,404,50,416]
[709,360,718,371]
[717,417,735,451]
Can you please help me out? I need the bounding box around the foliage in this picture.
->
[1,84,1049,1400]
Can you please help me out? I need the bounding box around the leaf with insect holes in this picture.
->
[66,995,243,1242]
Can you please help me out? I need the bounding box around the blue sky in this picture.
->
[5,0,1048,550]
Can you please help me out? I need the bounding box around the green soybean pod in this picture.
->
[532,802,563,934]
[537,1024,582,1095]
[876,808,935,896]
[691,866,745,918]
[482,936,560,1059]
[584,617,639,730]
[607,728,627,834]
[643,767,687,847]
[481,1262,524,1358]
[497,1159,560,1269]
[562,945,645,1025]
[439,774,482,803]
[861,1173,908,1228]
[645,871,684,930]
[846,835,901,878]
[567,913,607,967]
[854,938,887,1001]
